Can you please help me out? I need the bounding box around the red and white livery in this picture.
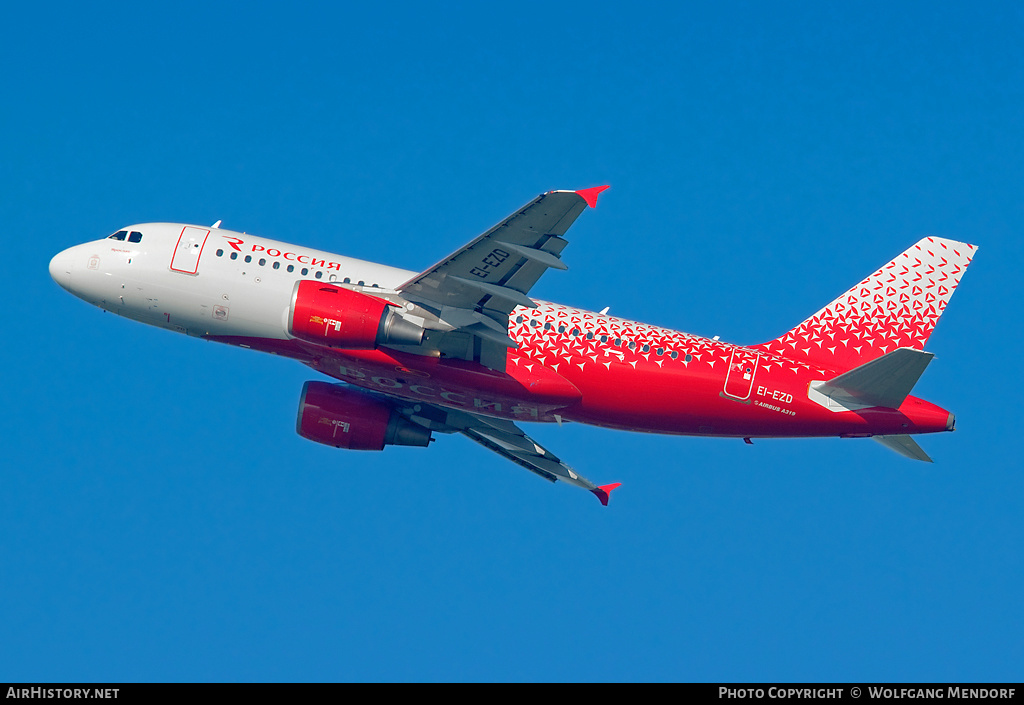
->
[49,188,976,504]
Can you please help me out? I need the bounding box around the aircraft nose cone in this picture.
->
[49,249,73,291]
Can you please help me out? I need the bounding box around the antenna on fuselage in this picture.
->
[211,220,222,229]
[599,307,610,315]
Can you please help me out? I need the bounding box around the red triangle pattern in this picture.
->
[754,237,975,372]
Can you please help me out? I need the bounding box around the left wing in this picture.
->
[396,186,608,369]
[400,401,621,506]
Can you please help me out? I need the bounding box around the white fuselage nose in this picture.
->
[49,223,416,342]
[48,241,122,307]
[49,226,218,332]
[48,247,75,292]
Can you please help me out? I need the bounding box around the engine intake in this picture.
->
[296,381,432,451]
[288,280,423,349]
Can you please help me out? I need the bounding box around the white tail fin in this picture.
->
[757,237,977,373]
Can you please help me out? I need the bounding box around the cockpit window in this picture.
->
[108,230,127,240]
[128,231,143,243]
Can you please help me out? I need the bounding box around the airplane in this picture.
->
[49,186,976,505]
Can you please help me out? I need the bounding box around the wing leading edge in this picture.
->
[394,397,620,505]
[396,187,608,370]
[459,416,622,506]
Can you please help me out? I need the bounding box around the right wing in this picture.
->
[395,186,609,370]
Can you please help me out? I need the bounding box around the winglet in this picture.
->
[576,185,610,208]
[591,482,622,506]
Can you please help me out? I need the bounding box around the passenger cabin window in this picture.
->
[108,231,127,240]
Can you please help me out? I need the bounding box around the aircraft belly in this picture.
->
[311,348,582,423]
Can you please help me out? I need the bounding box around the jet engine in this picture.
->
[296,381,432,451]
[288,280,423,349]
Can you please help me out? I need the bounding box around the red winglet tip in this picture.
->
[575,185,610,208]
[591,482,622,506]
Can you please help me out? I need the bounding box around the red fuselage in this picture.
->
[210,297,953,440]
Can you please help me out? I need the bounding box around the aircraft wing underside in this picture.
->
[395,398,620,505]
[395,187,607,371]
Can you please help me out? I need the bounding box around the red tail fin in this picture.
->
[756,237,977,373]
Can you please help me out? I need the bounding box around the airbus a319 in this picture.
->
[49,187,976,504]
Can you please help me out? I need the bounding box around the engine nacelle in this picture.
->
[288,280,423,349]
[296,381,432,451]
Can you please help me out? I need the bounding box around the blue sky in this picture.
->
[3,1,1021,682]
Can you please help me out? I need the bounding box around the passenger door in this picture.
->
[723,348,759,401]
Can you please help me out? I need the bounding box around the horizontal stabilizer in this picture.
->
[873,434,933,462]
[814,347,934,409]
